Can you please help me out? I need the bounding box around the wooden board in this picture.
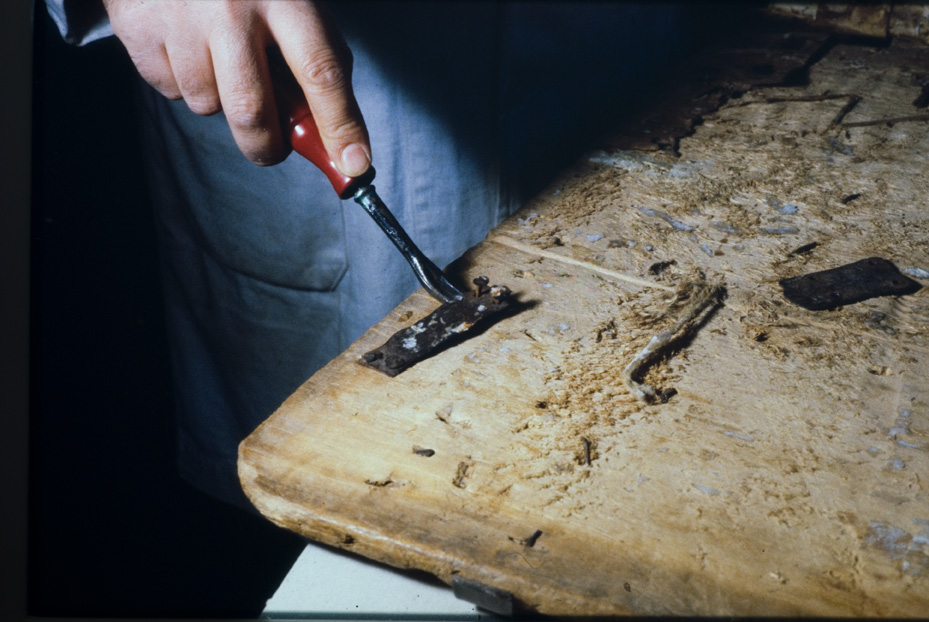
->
[766,3,929,43]
[239,26,929,617]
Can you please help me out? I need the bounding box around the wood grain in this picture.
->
[240,25,929,616]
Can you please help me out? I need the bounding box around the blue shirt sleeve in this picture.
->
[44,0,113,45]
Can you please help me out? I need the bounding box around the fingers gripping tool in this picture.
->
[281,94,464,305]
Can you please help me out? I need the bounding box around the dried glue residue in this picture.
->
[865,519,929,576]
[639,207,696,231]
[694,484,725,496]
[866,521,909,558]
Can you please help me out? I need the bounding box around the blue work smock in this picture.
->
[47,0,694,509]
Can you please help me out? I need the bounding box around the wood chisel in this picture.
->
[276,81,515,376]
[281,90,465,304]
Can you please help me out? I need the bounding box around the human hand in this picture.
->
[102,0,371,173]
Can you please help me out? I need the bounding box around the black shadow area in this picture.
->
[28,7,305,619]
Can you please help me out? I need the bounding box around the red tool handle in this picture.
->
[282,92,375,200]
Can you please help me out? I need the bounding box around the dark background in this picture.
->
[27,6,306,618]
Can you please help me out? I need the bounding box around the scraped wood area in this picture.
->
[240,22,929,617]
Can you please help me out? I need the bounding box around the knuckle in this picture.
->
[250,150,288,167]
[325,117,364,143]
[241,139,288,166]
[131,57,180,98]
[185,95,221,116]
[177,79,221,115]
[148,76,182,100]
[300,53,348,94]
[223,92,267,129]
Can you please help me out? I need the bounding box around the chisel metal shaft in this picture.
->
[282,88,464,304]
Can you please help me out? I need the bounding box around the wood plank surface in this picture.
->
[239,23,929,617]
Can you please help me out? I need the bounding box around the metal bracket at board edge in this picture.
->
[451,575,516,617]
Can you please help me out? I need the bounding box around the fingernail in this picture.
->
[340,143,371,177]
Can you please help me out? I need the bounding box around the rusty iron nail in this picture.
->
[523,529,543,548]
[473,276,490,297]
[509,529,543,548]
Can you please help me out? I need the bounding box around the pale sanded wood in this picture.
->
[240,26,929,617]
[766,3,929,44]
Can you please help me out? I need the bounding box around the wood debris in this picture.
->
[623,280,726,403]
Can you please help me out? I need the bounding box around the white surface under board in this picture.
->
[261,542,492,620]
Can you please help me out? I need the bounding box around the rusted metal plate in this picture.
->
[360,279,515,377]
[779,257,921,310]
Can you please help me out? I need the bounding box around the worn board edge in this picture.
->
[239,238,928,618]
